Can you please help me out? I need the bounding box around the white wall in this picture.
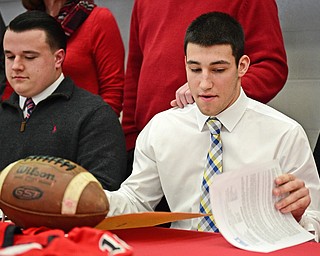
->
[0,0,24,23]
[1,0,320,149]
[268,0,320,150]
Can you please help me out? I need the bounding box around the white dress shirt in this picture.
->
[107,88,320,237]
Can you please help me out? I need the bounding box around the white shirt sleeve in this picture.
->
[300,212,320,242]
[105,120,164,216]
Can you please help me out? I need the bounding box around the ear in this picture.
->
[185,55,188,73]
[238,55,250,78]
[54,49,65,69]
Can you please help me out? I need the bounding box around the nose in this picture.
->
[199,72,213,90]
[11,56,24,71]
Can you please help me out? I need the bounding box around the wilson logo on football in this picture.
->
[16,166,56,181]
[13,186,43,200]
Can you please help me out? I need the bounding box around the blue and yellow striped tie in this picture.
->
[198,117,222,232]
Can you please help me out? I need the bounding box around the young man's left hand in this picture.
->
[273,173,311,222]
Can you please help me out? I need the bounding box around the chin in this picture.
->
[198,108,215,117]
[196,103,217,117]
[13,89,28,97]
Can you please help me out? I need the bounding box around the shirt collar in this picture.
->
[19,73,65,109]
[196,87,249,132]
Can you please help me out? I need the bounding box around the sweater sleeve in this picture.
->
[91,8,125,117]
[238,0,288,103]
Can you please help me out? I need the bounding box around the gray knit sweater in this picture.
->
[0,77,127,191]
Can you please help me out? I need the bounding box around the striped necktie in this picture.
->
[25,98,35,120]
[198,117,223,232]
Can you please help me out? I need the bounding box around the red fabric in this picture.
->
[2,7,125,117]
[113,227,320,256]
[122,0,288,150]
[62,7,125,117]
[0,222,133,256]
[1,81,12,101]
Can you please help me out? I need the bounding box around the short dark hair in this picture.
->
[184,12,244,65]
[7,10,66,52]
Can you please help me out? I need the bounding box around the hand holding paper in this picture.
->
[210,160,314,253]
[273,173,311,222]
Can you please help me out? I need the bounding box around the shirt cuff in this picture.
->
[299,213,320,242]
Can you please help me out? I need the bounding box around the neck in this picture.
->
[44,0,67,17]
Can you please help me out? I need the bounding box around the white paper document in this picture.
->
[210,160,315,253]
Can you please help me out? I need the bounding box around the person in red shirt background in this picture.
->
[1,0,125,117]
[123,0,288,177]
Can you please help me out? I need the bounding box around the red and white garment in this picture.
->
[0,222,133,255]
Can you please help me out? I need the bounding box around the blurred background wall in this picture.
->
[1,0,319,149]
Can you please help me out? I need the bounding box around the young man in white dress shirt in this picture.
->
[105,12,320,239]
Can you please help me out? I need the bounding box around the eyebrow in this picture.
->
[4,50,39,55]
[186,60,231,65]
